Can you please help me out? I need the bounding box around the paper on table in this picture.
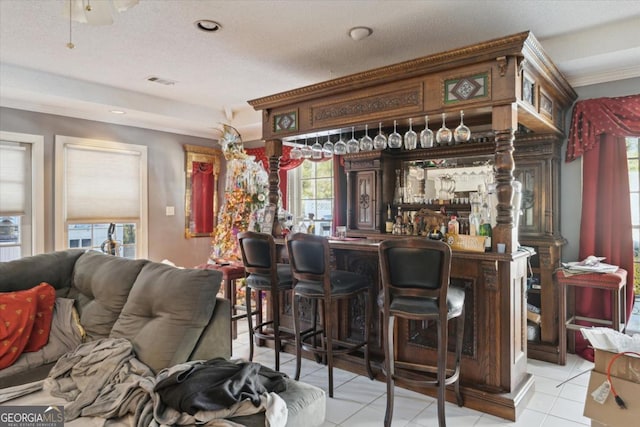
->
[562,256,619,273]
[581,327,640,354]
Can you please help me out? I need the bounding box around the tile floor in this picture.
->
[231,320,596,427]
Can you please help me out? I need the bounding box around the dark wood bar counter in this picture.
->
[274,237,532,420]
[248,32,577,421]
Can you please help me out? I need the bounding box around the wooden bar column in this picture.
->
[492,103,518,253]
[265,139,282,234]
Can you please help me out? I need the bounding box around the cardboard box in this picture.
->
[593,349,640,382]
[583,350,640,427]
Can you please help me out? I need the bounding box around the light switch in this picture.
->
[166,206,175,216]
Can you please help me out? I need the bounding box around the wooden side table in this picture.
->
[196,262,261,348]
[555,268,627,365]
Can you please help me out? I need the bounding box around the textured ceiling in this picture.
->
[1,0,639,143]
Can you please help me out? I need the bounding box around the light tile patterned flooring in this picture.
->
[232,320,595,427]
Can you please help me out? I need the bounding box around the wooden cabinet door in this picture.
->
[355,171,376,230]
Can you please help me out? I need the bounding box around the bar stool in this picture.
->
[378,238,465,427]
[286,232,374,397]
[556,268,627,365]
[237,231,294,371]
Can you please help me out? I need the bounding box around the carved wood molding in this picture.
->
[310,86,422,128]
[496,56,508,77]
[481,260,499,291]
[249,32,535,110]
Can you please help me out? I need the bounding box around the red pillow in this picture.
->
[23,282,56,353]
[0,287,38,369]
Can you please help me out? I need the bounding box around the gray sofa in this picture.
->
[0,249,325,426]
[0,249,231,387]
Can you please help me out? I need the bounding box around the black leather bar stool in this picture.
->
[237,231,293,371]
[378,238,465,427]
[286,232,374,397]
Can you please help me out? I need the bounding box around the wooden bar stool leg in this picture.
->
[558,281,567,365]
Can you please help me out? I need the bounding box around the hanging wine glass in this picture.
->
[323,133,334,158]
[301,139,312,158]
[311,136,323,159]
[290,143,302,160]
[360,124,373,151]
[454,110,471,143]
[373,122,387,150]
[436,112,452,146]
[334,129,347,155]
[346,126,360,153]
[404,118,417,150]
[420,115,434,148]
[388,119,402,149]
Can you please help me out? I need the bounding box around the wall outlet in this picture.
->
[166,206,175,216]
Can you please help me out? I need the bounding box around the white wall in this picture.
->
[559,77,640,261]
[0,107,222,267]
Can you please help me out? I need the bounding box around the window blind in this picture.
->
[65,144,142,220]
[0,141,29,216]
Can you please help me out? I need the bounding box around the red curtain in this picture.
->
[191,161,214,234]
[566,94,640,361]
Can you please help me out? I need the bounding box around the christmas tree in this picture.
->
[211,125,268,261]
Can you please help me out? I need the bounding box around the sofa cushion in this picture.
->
[23,282,56,352]
[0,249,84,296]
[110,262,222,373]
[68,251,148,340]
[0,287,38,369]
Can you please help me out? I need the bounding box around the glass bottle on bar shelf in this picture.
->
[447,215,459,235]
[385,204,394,233]
[468,192,482,236]
[479,202,493,251]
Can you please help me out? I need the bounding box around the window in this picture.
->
[54,136,148,259]
[287,160,333,236]
[0,131,44,261]
[628,136,639,294]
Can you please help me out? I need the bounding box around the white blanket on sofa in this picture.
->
[1,338,286,427]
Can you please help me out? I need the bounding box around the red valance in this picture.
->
[566,94,640,162]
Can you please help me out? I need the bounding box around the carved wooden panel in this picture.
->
[355,171,375,230]
[310,83,423,129]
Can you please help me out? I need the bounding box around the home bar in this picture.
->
[248,32,577,420]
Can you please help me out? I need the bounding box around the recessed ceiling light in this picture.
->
[348,26,372,41]
[109,110,126,115]
[195,20,222,33]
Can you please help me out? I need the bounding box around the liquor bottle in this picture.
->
[468,192,482,236]
[385,204,394,233]
[447,215,459,235]
[479,203,492,251]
